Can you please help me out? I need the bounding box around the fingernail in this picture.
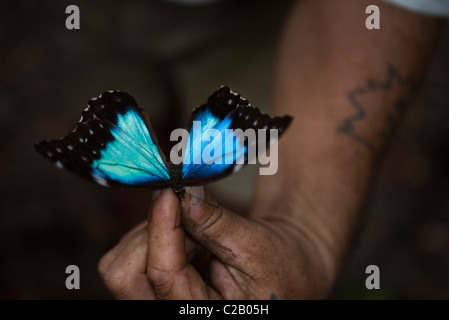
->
[151,190,161,200]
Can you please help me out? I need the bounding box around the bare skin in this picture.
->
[98,0,442,299]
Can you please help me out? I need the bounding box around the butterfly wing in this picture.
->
[178,86,292,186]
[35,91,171,189]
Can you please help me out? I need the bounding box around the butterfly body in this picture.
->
[35,87,292,196]
[172,182,187,198]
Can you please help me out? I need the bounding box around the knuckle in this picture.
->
[102,266,130,299]
[97,256,108,278]
[196,205,225,236]
[97,251,114,278]
[146,266,175,299]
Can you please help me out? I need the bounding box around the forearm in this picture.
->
[252,0,441,285]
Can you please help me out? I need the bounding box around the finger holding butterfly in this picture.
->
[146,189,222,299]
[98,192,198,300]
[179,187,287,299]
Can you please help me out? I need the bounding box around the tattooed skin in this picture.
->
[337,65,414,157]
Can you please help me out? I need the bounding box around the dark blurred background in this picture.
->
[0,0,448,299]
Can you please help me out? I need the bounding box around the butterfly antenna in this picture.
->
[184,190,219,210]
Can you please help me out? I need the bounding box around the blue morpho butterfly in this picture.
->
[34,86,292,198]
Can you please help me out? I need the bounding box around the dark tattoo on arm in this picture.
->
[337,64,414,157]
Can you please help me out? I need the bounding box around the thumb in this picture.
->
[181,186,256,265]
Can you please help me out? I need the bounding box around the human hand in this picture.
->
[98,187,333,299]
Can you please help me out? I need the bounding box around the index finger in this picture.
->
[147,189,186,272]
[146,188,219,299]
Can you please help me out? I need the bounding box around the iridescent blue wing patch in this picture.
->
[35,91,171,189]
[179,86,292,186]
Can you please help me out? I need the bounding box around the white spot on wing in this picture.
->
[92,173,109,187]
[55,161,63,169]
